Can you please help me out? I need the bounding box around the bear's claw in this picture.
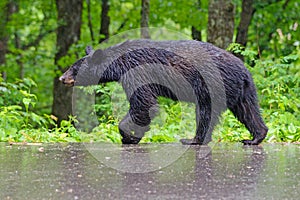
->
[242,139,261,145]
[180,138,202,145]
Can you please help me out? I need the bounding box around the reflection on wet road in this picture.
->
[1,143,299,199]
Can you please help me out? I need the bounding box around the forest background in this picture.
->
[0,0,299,143]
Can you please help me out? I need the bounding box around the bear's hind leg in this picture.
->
[230,97,268,145]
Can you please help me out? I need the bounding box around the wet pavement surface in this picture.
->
[1,142,300,200]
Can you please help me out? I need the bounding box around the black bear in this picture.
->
[60,40,268,145]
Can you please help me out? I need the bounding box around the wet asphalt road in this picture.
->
[1,142,300,200]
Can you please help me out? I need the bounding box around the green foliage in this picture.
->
[0,77,35,105]
[0,78,47,141]
[0,77,48,131]
[109,0,141,32]
[89,116,121,143]
[227,43,258,66]
[250,0,299,57]
[0,78,84,143]
[1,0,299,144]
[150,0,208,30]
[142,99,195,143]
[254,51,300,142]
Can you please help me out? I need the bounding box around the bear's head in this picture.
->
[59,46,93,86]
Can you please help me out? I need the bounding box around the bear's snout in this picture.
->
[59,75,75,87]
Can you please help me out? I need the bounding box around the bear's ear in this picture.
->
[85,46,93,55]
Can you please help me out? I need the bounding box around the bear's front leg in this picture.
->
[119,112,151,144]
[119,113,142,144]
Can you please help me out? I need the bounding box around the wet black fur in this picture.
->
[60,40,268,145]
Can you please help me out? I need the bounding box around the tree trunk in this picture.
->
[141,0,150,39]
[236,0,255,47]
[99,0,110,43]
[52,0,83,124]
[87,0,95,42]
[14,32,25,79]
[207,0,234,49]
[0,1,17,80]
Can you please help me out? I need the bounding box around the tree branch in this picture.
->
[86,0,94,41]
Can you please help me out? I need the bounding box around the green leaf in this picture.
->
[288,123,296,134]
[23,98,32,111]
